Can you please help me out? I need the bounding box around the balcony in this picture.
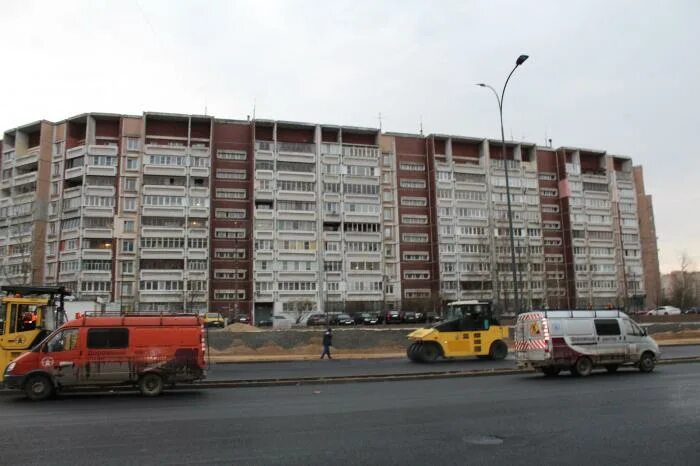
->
[66,145,86,159]
[188,207,209,218]
[138,291,184,303]
[82,206,114,217]
[14,153,39,168]
[565,163,581,176]
[342,144,379,160]
[142,185,187,196]
[86,165,117,177]
[83,227,113,238]
[190,147,210,158]
[277,142,316,163]
[14,172,37,186]
[88,145,118,156]
[141,226,185,238]
[144,144,187,156]
[142,206,186,217]
[142,163,187,177]
[491,159,520,171]
[140,269,185,281]
[82,249,113,260]
[65,166,85,179]
[0,177,11,189]
[276,210,316,222]
[189,166,210,178]
[84,185,115,197]
[187,228,208,238]
[140,248,185,260]
[186,249,207,260]
[254,208,274,220]
[80,270,111,281]
[189,187,209,198]
[255,141,274,157]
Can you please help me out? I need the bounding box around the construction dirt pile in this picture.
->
[652,329,700,341]
[223,323,263,333]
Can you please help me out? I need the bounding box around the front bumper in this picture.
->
[2,374,24,390]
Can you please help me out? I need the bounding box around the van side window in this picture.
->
[87,328,129,349]
[594,319,620,336]
[46,329,79,352]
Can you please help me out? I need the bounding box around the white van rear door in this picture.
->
[515,313,550,361]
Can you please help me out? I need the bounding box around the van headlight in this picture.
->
[5,362,16,374]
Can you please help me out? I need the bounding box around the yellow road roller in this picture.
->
[406,300,509,362]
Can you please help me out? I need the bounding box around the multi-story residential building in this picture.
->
[0,111,661,320]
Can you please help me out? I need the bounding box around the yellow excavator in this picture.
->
[0,286,71,382]
[406,300,509,362]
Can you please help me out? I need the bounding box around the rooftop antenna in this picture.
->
[378,112,383,132]
[419,115,424,136]
[252,98,257,121]
[548,138,553,148]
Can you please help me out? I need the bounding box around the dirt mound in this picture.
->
[224,323,263,333]
[653,329,700,341]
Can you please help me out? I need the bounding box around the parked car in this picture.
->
[271,315,294,330]
[402,311,422,324]
[231,315,250,325]
[385,310,402,324]
[306,314,328,326]
[426,312,444,323]
[203,312,225,328]
[646,306,682,316]
[683,307,700,315]
[336,314,355,326]
[257,319,273,327]
[361,312,382,325]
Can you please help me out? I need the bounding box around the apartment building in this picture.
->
[0,111,661,320]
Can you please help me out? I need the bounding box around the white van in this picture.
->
[515,310,659,376]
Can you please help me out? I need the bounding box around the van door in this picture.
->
[84,328,130,384]
[42,328,82,387]
[593,319,625,363]
[621,319,644,362]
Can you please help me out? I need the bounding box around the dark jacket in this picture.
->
[322,331,332,346]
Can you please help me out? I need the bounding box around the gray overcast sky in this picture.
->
[1,0,698,272]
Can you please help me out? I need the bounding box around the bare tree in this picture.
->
[670,252,696,310]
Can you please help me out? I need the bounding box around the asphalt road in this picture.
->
[207,344,700,381]
[1,363,699,465]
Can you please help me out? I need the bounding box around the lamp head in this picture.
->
[516,55,529,66]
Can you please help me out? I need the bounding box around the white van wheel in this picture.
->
[572,357,593,377]
[639,352,655,373]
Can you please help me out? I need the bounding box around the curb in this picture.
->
[3,356,700,396]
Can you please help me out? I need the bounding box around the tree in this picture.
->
[670,252,696,310]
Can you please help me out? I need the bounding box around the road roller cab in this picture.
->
[406,300,509,362]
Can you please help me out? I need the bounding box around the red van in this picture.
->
[2,314,206,400]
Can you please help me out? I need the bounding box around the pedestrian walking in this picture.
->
[320,328,333,359]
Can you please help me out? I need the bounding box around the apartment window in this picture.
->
[583,182,608,193]
[324,241,340,252]
[439,225,454,235]
[438,189,451,199]
[216,248,247,258]
[216,169,247,180]
[142,195,185,206]
[81,282,112,293]
[543,221,560,230]
[214,269,247,280]
[324,202,340,215]
[382,191,394,202]
[188,238,208,249]
[324,182,340,193]
[541,188,558,197]
[216,188,247,199]
[120,261,134,275]
[126,138,140,152]
[401,233,429,243]
[217,150,247,160]
[400,179,426,189]
[125,158,138,170]
[278,180,316,192]
[544,238,562,246]
[278,220,315,231]
[527,228,541,237]
[347,165,376,177]
[574,247,586,256]
[399,162,425,172]
[456,207,487,218]
[53,141,65,156]
[123,198,136,211]
[139,281,184,291]
[541,204,559,213]
[383,208,394,221]
[346,203,379,214]
[324,261,343,272]
[255,282,274,293]
[89,155,117,166]
[327,282,340,292]
[455,190,486,201]
[438,207,452,216]
[123,178,137,192]
[538,172,556,181]
[277,200,316,212]
[278,161,315,173]
[402,215,428,225]
[215,208,246,219]
[254,240,273,251]
[383,153,392,166]
[84,196,115,207]
[400,197,427,207]
[278,281,317,291]
[215,228,245,239]
[280,240,316,251]
[404,270,430,280]
[404,289,430,299]
[346,241,381,252]
[384,227,392,238]
[123,220,135,233]
[188,260,208,270]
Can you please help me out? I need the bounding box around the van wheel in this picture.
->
[406,343,419,362]
[489,341,508,361]
[24,374,54,401]
[541,367,560,377]
[572,357,593,377]
[420,343,440,362]
[139,373,165,397]
[605,365,619,373]
[639,352,656,373]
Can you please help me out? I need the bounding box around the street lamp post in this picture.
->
[477,54,529,314]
